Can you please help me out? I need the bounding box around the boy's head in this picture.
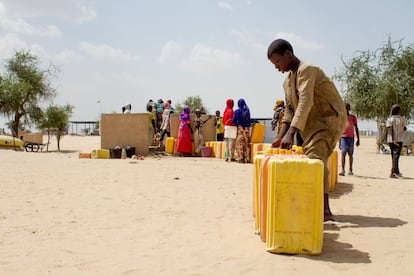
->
[215,110,220,117]
[267,39,294,58]
[267,39,295,73]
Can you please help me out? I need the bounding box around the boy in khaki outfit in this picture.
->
[267,39,346,221]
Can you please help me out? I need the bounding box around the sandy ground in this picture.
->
[0,135,413,275]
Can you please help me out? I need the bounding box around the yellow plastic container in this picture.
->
[412,143,414,156]
[165,137,175,154]
[220,141,227,159]
[91,149,110,159]
[327,151,338,192]
[253,154,265,233]
[209,141,217,157]
[266,158,324,255]
[250,123,265,143]
[215,141,224,159]
[250,143,272,163]
[259,155,274,242]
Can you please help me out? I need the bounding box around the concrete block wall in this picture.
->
[100,113,150,155]
[100,113,217,155]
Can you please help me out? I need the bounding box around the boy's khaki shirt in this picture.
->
[282,61,346,144]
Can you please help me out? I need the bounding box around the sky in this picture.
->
[0,0,413,131]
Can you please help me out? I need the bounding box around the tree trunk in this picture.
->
[12,114,21,138]
[56,133,61,151]
[46,129,51,152]
[376,120,387,153]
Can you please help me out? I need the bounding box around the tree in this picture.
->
[38,104,73,151]
[174,95,209,114]
[0,50,56,137]
[334,37,414,121]
[333,37,414,144]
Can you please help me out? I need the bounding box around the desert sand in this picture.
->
[1,135,413,275]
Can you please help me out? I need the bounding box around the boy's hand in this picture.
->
[280,135,293,149]
[272,138,281,148]
[279,127,296,149]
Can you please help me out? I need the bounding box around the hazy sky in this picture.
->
[0,0,413,129]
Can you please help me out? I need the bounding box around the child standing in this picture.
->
[339,103,360,176]
[386,104,407,178]
[215,110,224,141]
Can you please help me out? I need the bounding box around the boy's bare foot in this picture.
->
[324,214,336,222]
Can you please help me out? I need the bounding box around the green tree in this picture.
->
[334,37,414,142]
[0,50,56,137]
[334,37,414,121]
[38,104,73,151]
[174,95,209,114]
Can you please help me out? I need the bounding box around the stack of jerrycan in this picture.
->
[252,146,324,255]
[214,141,226,159]
[250,143,272,164]
[205,141,227,159]
[253,147,305,239]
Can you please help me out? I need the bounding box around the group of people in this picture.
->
[175,98,252,163]
[124,39,407,223]
[146,99,175,147]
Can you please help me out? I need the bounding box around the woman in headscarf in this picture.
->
[223,98,236,161]
[232,98,251,163]
[176,106,193,156]
[271,99,285,135]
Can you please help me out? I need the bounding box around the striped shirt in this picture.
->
[386,115,407,143]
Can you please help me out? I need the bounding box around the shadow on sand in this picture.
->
[327,214,407,229]
[307,215,407,263]
[329,182,353,199]
[290,215,407,263]
[317,232,371,263]
[353,174,388,180]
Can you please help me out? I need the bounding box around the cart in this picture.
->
[20,132,47,152]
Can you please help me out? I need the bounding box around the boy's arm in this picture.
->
[290,68,316,132]
[280,125,298,149]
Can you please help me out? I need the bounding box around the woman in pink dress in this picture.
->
[176,106,192,156]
